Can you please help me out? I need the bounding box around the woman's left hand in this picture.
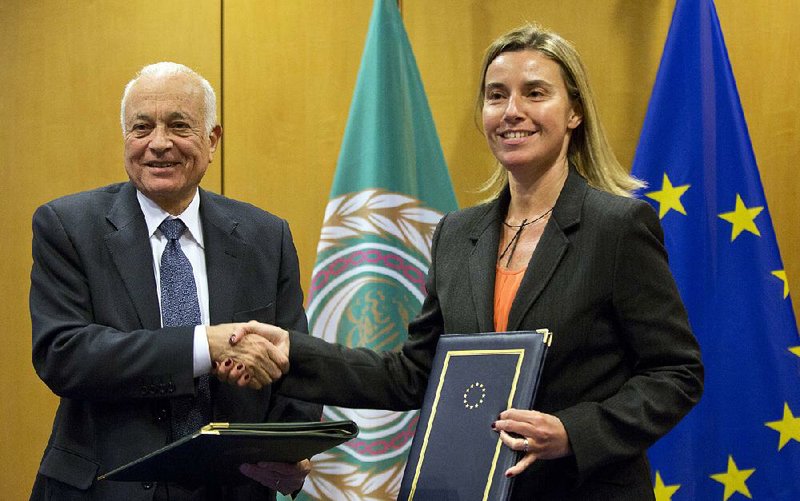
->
[493,408,572,477]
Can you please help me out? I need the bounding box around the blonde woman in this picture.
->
[226,24,703,500]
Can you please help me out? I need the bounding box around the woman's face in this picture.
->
[482,50,582,176]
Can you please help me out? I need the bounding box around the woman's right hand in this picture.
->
[493,408,572,477]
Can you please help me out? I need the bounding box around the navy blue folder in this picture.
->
[398,330,552,501]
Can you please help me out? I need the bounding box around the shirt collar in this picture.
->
[136,189,204,249]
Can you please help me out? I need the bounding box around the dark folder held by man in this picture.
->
[98,420,359,484]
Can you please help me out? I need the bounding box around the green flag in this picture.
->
[291,0,457,499]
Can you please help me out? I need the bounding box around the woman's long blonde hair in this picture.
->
[477,24,644,200]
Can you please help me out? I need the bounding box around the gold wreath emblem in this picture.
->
[317,189,443,261]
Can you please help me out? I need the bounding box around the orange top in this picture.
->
[494,265,527,332]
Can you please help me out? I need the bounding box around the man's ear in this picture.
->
[208,125,223,160]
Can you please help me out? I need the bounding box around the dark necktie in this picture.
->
[159,217,211,439]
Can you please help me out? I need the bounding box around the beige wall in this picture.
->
[2,1,797,497]
[0,2,222,497]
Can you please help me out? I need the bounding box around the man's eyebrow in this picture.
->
[130,112,152,122]
[166,111,195,122]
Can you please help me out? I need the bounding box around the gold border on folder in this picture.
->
[407,348,527,501]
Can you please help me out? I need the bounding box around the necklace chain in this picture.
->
[498,207,554,267]
[503,207,554,229]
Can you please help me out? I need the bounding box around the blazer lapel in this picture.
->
[507,169,586,331]
[104,183,162,330]
[468,198,505,333]
[199,190,242,325]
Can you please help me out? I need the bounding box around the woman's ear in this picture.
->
[568,104,583,130]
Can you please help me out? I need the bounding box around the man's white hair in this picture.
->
[120,62,217,135]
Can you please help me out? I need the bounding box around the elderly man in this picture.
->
[30,62,320,500]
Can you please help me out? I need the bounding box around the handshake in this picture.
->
[206,322,312,494]
[207,321,290,390]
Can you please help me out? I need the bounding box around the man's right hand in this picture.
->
[207,322,289,389]
[213,321,291,389]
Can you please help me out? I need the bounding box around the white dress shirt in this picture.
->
[137,189,212,377]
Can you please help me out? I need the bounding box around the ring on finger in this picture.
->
[522,438,529,453]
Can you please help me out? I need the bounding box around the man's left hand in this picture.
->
[239,459,311,495]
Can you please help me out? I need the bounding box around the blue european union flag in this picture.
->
[631,0,800,499]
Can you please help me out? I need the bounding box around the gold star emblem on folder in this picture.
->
[463,382,486,410]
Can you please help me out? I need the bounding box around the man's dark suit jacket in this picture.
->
[279,169,704,500]
[30,182,320,500]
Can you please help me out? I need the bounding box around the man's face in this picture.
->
[122,73,221,214]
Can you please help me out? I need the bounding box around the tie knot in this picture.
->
[159,218,187,241]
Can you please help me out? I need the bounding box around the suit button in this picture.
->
[155,407,168,422]
[167,382,176,393]
[142,482,153,490]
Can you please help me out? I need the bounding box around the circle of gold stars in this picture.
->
[463,382,486,410]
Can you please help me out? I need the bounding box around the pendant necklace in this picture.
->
[498,207,553,267]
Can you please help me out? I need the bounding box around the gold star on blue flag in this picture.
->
[765,403,800,451]
[645,173,690,219]
[631,0,800,498]
[771,270,790,299]
[709,456,755,501]
[718,194,763,241]
[653,471,681,501]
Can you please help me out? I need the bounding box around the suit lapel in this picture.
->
[104,183,161,330]
[198,190,257,420]
[507,169,586,331]
[199,190,242,325]
[468,198,505,332]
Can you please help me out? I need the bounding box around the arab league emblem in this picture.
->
[303,189,444,499]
